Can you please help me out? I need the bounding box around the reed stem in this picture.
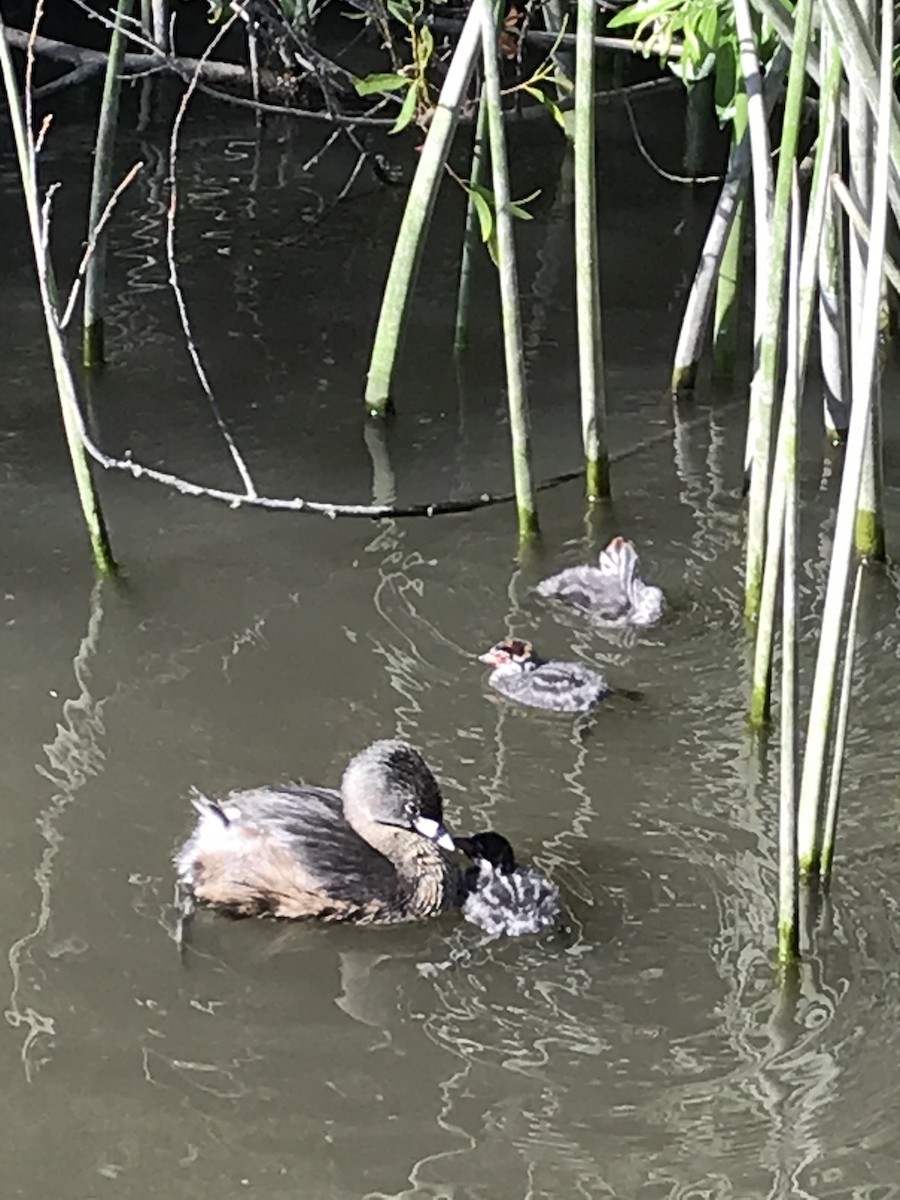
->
[574,0,609,502]
[83,0,133,367]
[478,0,539,541]
[732,0,774,477]
[777,170,800,966]
[847,0,885,560]
[797,0,893,876]
[712,104,746,382]
[365,4,482,415]
[670,45,788,395]
[454,88,489,352]
[820,565,864,883]
[749,43,842,726]
[0,10,116,574]
[743,0,814,624]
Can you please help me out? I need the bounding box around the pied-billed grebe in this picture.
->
[174,740,461,925]
[536,536,665,626]
[455,831,560,937]
[479,638,610,712]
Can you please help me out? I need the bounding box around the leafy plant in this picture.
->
[460,180,540,265]
[609,0,778,124]
[353,0,436,132]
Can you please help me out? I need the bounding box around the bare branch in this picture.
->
[623,95,723,185]
[165,14,257,499]
[74,397,740,520]
[60,161,144,330]
[33,61,104,98]
[4,26,252,86]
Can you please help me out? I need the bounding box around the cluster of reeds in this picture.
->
[664,0,896,961]
[364,0,613,540]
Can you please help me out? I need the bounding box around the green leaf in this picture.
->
[469,188,494,244]
[682,22,702,67]
[510,188,541,220]
[522,84,567,133]
[386,0,414,23]
[608,0,682,30]
[354,72,410,96]
[416,25,434,70]
[697,6,717,49]
[486,229,499,267]
[390,83,419,134]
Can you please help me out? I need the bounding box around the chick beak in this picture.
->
[412,815,456,850]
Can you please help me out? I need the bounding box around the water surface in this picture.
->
[2,81,900,1200]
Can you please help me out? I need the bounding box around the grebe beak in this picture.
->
[412,815,456,850]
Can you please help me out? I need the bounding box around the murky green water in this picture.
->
[2,81,900,1200]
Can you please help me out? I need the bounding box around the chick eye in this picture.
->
[403,801,417,821]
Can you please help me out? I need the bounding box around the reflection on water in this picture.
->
[5,580,108,1083]
[3,88,900,1200]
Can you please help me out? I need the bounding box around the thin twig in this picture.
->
[165,15,257,498]
[75,399,740,518]
[25,1,43,158]
[335,152,367,203]
[61,161,143,330]
[622,95,723,184]
[193,73,677,127]
[426,13,683,58]
[194,80,398,125]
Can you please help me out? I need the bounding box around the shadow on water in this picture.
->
[4,83,900,1200]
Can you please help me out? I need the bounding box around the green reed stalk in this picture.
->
[574,0,609,502]
[743,0,814,625]
[778,170,801,966]
[751,0,900,234]
[0,11,116,574]
[846,0,886,561]
[816,19,848,443]
[831,176,900,297]
[817,0,900,233]
[478,0,538,541]
[819,564,863,883]
[749,42,842,727]
[454,89,489,352]
[671,165,746,395]
[670,44,788,396]
[732,0,773,475]
[712,101,747,382]
[83,0,133,367]
[797,0,893,877]
[819,185,849,441]
[364,3,481,416]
